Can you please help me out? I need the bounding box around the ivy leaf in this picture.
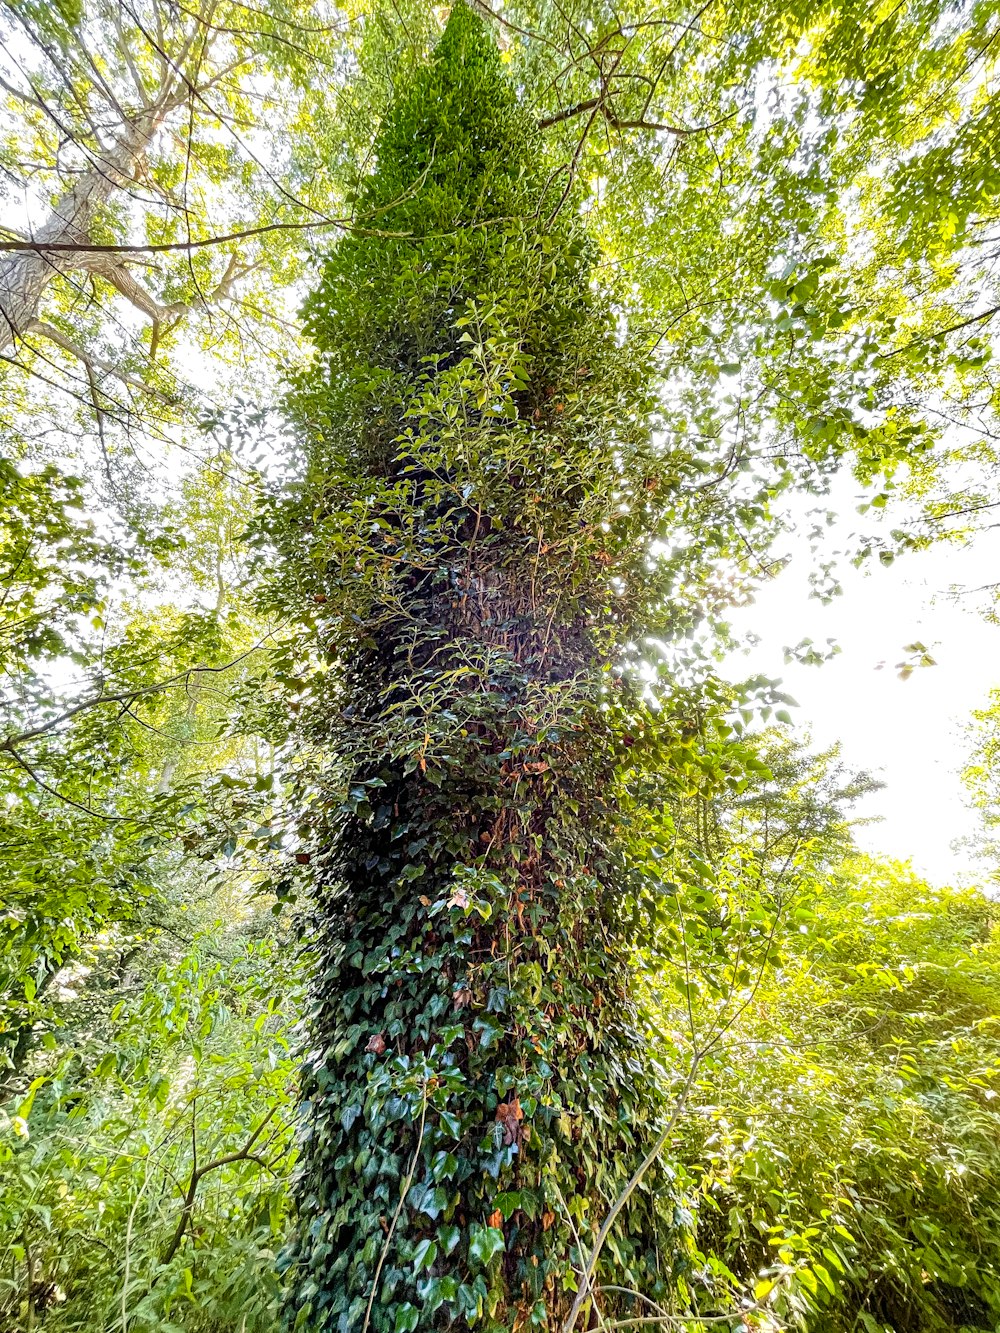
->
[412,1238,438,1273]
[394,1303,419,1333]
[468,1223,505,1268]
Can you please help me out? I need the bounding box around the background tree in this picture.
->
[0,0,346,371]
[0,437,284,1076]
[0,0,349,953]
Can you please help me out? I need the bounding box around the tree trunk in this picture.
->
[275,7,670,1332]
[0,106,165,352]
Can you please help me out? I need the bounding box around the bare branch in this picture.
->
[27,318,176,400]
[0,217,339,256]
[1,742,125,822]
[111,7,154,107]
[880,304,1000,360]
[562,1057,703,1333]
[539,99,737,136]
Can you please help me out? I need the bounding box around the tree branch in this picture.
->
[0,217,338,256]
[160,1107,279,1265]
[1,635,277,752]
[879,304,1000,360]
[27,319,176,401]
[539,99,737,136]
[0,742,125,821]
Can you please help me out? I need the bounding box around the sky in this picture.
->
[723,487,1000,886]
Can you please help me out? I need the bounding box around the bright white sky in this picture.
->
[724,485,1000,886]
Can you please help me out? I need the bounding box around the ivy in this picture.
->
[265,6,684,1330]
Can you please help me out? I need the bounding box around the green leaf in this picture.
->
[394,1303,419,1333]
[412,1238,438,1273]
[468,1223,505,1268]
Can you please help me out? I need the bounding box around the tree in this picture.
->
[0,0,351,748]
[0,0,349,934]
[512,0,1000,567]
[319,0,1000,582]
[0,0,344,376]
[3,0,1000,1328]
[266,7,687,1329]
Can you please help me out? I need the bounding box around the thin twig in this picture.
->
[361,1083,428,1333]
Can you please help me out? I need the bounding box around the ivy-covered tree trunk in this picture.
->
[276,7,673,1330]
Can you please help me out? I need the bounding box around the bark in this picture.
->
[0,102,172,354]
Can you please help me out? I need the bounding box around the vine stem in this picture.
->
[563,871,793,1333]
[361,1082,428,1333]
[561,1056,702,1333]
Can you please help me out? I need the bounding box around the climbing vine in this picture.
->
[262,6,697,1329]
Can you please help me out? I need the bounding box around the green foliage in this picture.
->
[318,0,1000,574]
[0,900,299,1333]
[963,688,1000,873]
[3,2,1000,1332]
[613,729,1000,1331]
[0,456,110,671]
[264,7,689,1330]
[674,856,1000,1332]
[0,436,281,1077]
[6,716,1000,1333]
